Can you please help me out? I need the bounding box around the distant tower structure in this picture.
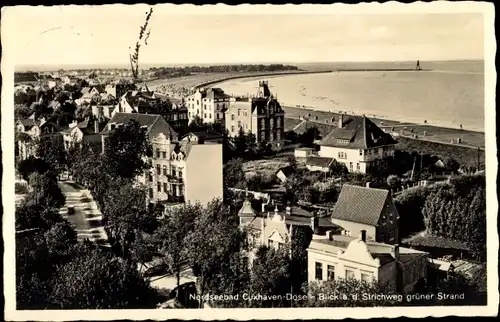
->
[415,60,422,71]
[256,80,271,98]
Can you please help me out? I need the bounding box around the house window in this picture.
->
[315,262,323,280]
[244,111,247,117]
[157,182,161,192]
[238,109,240,116]
[209,114,212,119]
[338,152,347,159]
[156,149,161,158]
[162,151,167,159]
[163,182,168,192]
[178,170,183,178]
[327,265,335,281]
[203,104,206,110]
[204,113,207,118]
[359,149,363,156]
[148,172,153,182]
[237,121,241,129]
[349,162,353,171]
[361,273,372,283]
[156,164,161,175]
[231,114,235,121]
[149,188,153,198]
[379,148,383,154]
[356,163,360,171]
[163,166,168,176]
[345,269,355,280]
[196,100,199,105]
[171,167,176,177]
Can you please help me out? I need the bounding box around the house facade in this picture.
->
[16,118,60,160]
[225,81,285,148]
[330,184,400,244]
[113,89,189,135]
[101,112,222,207]
[317,114,397,174]
[239,199,339,262]
[307,231,428,294]
[186,87,231,124]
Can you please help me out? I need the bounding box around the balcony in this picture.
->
[167,174,183,184]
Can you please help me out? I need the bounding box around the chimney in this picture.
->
[94,118,99,134]
[361,230,367,243]
[393,244,400,261]
[326,230,333,240]
[285,206,291,216]
[261,203,266,213]
[338,114,343,128]
[365,182,371,188]
[310,217,316,232]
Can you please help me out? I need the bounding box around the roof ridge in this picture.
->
[342,183,389,193]
[147,115,161,136]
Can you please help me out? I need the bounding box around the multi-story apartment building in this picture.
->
[317,114,397,174]
[101,113,222,207]
[307,230,428,294]
[186,87,231,124]
[225,81,285,148]
[330,184,400,245]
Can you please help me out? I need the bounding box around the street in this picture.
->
[58,180,110,247]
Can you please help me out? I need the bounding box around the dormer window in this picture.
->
[337,139,350,144]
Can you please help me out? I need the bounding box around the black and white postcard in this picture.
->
[1,2,497,320]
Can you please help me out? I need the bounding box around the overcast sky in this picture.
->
[2,4,486,67]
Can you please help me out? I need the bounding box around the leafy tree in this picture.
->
[299,126,319,146]
[286,154,298,172]
[245,132,258,155]
[16,231,53,309]
[16,203,64,232]
[49,250,158,309]
[248,246,291,308]
[422,175,486,261]
[102,119,153,179]
[329,159,348,177]
[44,221,78,262]
[25,172,66,210]
[188,115,206,132]
[290,226,313,293]
[223,157,246,189]
[153,204,201,289]
[445,157,460,173]
[184,199,245,308]
[101,179,158,261]
[394,186,428,239]
[16,157,51,181]
[233,127,247,156]
[386,174,401,189]
[36,134,67,175]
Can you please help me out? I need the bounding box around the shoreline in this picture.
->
[193,68,435,90]
[191,70,332,89]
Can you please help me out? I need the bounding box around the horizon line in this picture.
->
[15,59,484,71]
